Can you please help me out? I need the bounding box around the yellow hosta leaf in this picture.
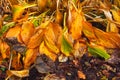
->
[6,26,22,43]
[39,41,57,61]
[111,10,120,22]
[44,37,59,54]
[107,33,120,48]
[82,22,96,40]
[0,41,10,59]
[44,22,62,49]
[24,48,38,68]
[12,5,25,21]
[27,29,44,48]
[69,9,83,40]
[12,3,36,21]
[109,23,119,33]
[94,28,118,48]
[20,21,35,45]
[6,70,29,79]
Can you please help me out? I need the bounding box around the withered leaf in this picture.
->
[35,54,55,73]
[4,37,26,53]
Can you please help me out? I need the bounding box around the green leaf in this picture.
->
[61,35,72,56]
[0,22,15,37]
[88,46,110,60]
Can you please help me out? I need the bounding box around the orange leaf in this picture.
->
[82,21,96,40]
[0,41,10,59]
[94,28,119,48]
[68,9,83,40]
[44,22,62,51]
[12,5,25,21]
[24,48,38,68]
[12,53,23,70]
[27,29,44,48]
[6,26,22,43]
[20,21,35,45]
[39,41,57,61]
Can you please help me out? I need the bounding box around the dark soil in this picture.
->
[0,54,120,80]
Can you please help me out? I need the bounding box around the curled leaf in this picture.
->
[6,70,29,79]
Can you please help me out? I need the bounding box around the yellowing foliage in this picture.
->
[6,26,22,43]
[20,21,35,45]
[39,41,57,61]
[0,41,10,59]
[69,9,83,40]
[27,29,44,48]
[24,48,38,68]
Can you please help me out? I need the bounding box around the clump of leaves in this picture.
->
[0,0,120,79]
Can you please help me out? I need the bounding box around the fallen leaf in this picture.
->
[24,48,38,68]
[35,55,55,73]
[12,3,36,21]
[88,44,110,60]
[68,9,83,40]
[39,41,57,61]
[77,70,86,79]
[0,41,10,59]
[20,21,35,45]
[82,22,96,41]
[6,69,29,78]
[61,35,73,56]
[27,29,44,48]
[6,25,22,43]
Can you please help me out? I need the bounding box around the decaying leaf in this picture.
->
[61,35,73,56]
[6,69,29,79]
[12,3,36,21]
[77,70,86,79]
[20,21,35,45]
[44,74,66,80]
[68,8,83,40]
[27,29,44,48]
[6,25,22,43]
[4,37,26,53]
[35,55,55,73]
[24,48,38,68]
[94,28,120,48]
[12,53,23,70]
[0,41,10,59]
[82,22,96,40]
[39,41,57,61]
[44,22,62,54]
